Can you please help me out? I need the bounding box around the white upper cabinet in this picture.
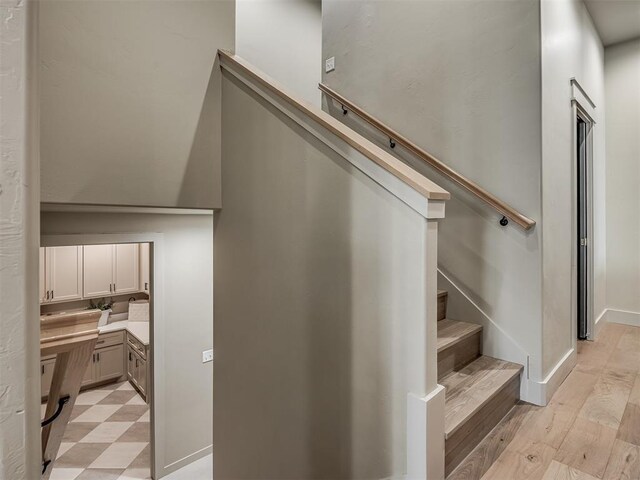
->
[139,243,150,294]
[49,246,83,302]
[114,244,139,295]
[39,248,46,303]
[83,244,115,298]
[41,243,145,304]
[40,246,83,303]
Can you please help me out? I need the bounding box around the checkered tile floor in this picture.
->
[43,381,150,480]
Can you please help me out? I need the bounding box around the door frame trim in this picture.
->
[42,233,161,479]
[570,80,596,343]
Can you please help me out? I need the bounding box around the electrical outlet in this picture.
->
[325,56,335,73]
[202,349,214,363]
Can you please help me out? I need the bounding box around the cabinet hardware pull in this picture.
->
[145,282,148,290]
[113,284,116,291]
[51,290,54,299]
[41,395,70,428]
[97,352,100,362]
[109,284,112,293]
[129,352,132,361]
[41,365,44,375]
[136,359,138,367]
[46,291,49,300]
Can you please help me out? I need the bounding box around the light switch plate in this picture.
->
[202,349,213,363]
[325,56,335,73]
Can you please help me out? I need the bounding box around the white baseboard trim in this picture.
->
[407,385,445,480]
[593,309,608,339]
[522,348,576,406]
[161,444,213,477]
[607,308,640,327]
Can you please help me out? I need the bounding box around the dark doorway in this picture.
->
[577,115,589,340]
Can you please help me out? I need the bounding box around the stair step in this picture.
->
[437,319,482,380]
[443,355,522,438]
[437,319,482,353]
[442,355,523,476]
[437,289,448,321]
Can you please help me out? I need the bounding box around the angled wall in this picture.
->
[605,38,640,325]
[39,0,234,208]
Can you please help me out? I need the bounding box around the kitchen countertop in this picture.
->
[99,319,149,346]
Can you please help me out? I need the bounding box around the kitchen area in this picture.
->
[40,242,154,480]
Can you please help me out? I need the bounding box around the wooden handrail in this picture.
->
[218,50,450,201]
[318,83,536,231]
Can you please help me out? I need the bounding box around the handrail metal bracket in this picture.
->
[499,216,509,227]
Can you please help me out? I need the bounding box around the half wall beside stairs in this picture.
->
[213,52,449,479]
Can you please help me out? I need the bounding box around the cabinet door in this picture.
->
[136,356,147,397]
[127,346,137,386]
[84,244,114,298]
[41,358,56,398]
[49,246,83,302]
[39,248,47,303]
[139,243,150,294]
[95,344,124,383]
[114,244,139,294]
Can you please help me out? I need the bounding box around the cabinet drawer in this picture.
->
[96,331,124,349]
[127,332,146,360]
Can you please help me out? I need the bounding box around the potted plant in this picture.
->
[88,298,114,327]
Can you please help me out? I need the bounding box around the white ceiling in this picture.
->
[584,0,640,46]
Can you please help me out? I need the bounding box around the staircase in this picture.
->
[437,290,523,477]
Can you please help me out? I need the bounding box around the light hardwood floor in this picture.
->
[448,322,640,480]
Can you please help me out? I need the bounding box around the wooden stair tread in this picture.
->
[438,289,447,298]
[437,319,482,353]
[442,355,523,439]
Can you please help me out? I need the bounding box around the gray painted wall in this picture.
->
[39,0,234,208]
[236,0,322,106]
[605,38,640,322]
[540,0,606,373]
[40,212,214,478]
[322,0,545,382]
[0,1,41,478]
[213,71,432,479]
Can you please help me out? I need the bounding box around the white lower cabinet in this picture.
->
[40,331,126,399]
[126,333,148,402]
[40,330,148,402]
[94,344,125,383]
